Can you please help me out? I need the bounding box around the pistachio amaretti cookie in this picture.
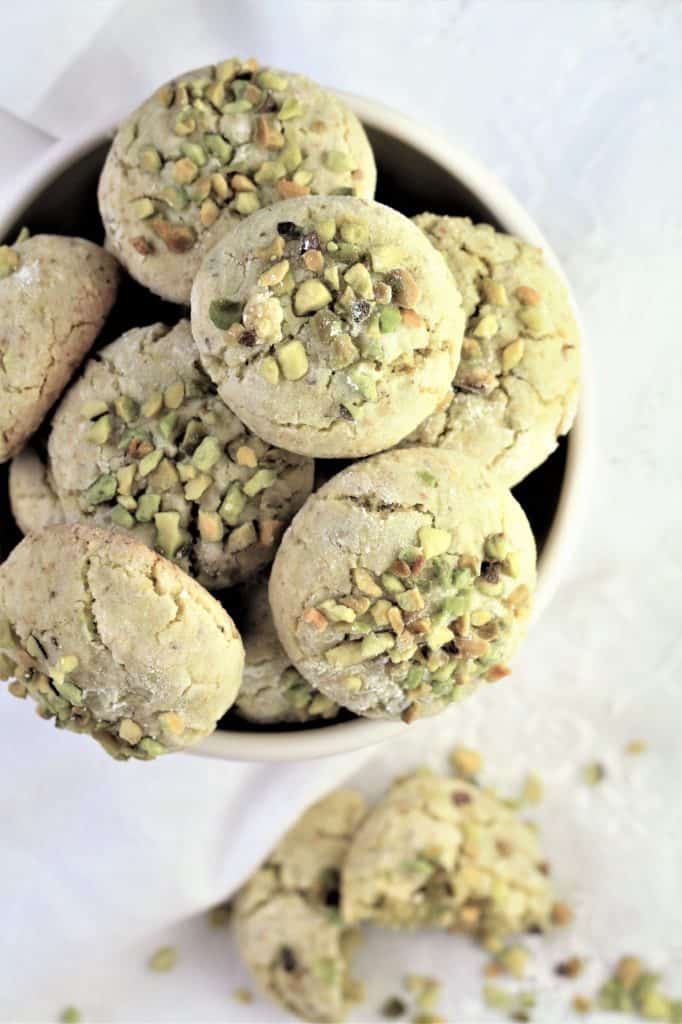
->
[0,525,244,760]
[98,58,376,305]
[406,215,581,487]
[0,234,118,463]
[234,576,338,725]
[191,196,464,458]
[47,320,314,589]
[269,448,536,722]
[342,771,555,942]
[234,789,368,1023]
[9,448,64,535]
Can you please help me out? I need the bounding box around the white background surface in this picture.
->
[1,1,681,1022]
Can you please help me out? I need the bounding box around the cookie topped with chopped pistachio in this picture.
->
[0,234,118,464]
[234,576,339,725]
[405,215,581,487]
[46,320,314,589]
[342,771,555,940]
[9,448,64,535]
[98,58,376,305]
[234,789,368,1023]
[0,525,244,760]
[269,448,535,721]
[191,196,464,458]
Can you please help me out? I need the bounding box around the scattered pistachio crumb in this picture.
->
[381,996,407,1019]
[148,945,177,972]
[555,956,584,978]
[626,739,647,755]
[520,772,544,805]
[449,746,482,779]
[572,995,592,1014]
[232,987,253,1004]
[59,1008,81,1024]
[499,945,529,979]
[582,762,606,786]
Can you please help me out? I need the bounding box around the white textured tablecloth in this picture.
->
[1,2,681,1021]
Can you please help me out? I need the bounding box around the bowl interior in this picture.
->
[0,122,568,743]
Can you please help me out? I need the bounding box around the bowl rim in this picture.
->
[0,93,593,763]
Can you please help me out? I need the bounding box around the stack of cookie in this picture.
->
[0,57,580,760]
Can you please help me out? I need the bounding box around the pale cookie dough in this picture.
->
[47,320,314,589]
[342,771,555,941]
[406,215,581,487]
[234,789,368,1023]
[234,577,338,725]
[0,524,244,759]
[9,448,64,535]
[98,57,376,305]
[0,235,118,463]
[269,448,535,721]
[191,196,464,458]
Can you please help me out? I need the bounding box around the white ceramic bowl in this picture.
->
[0,95,592,762]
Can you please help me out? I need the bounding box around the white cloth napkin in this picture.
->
[1,2,682,1021]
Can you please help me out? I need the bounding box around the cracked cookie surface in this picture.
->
[235,576,338,725]
[342,771,555,939]
[405,215,581,487]
[191,196,464,458]
[234,789,367,1023]
[0,524,244,759]
[269,448,535,720]
[47,320,314,589]
[98,57,376,305]
[0,234,118,463]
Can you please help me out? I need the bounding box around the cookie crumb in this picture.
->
[625,739,647,755]
[572,995,591,1014]
[448,746,482,779]
[233,987,253,1004]
[59,1009,81,1024]
[381,996,406,1018]
[582,762,605,786]
[148,945,177,972]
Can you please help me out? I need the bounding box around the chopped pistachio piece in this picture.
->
[418,527,451,559]
[379,306,402,333]
[278,340,309,380]
[324,150,354,173]
[85,474,117,505]
[132,198,155,220]
[136,493,161,522]
[81,399,109,420]
[198,510,224,543]
[370,245,407,273]
[184,473,212,501]
[115,396,139,423]
[139,448,164,477]
[85,415,112,445]
[234,191,261,215]
[259,356,280,384]
[243,468,277,497]
[205,133,233,162]
[344,263,374,299]
[226,521,257,553]
[192,435,223,471]
[141,392,163,418]
[154,512,186,559]
[209,298,243,330]
[148,945,177,972]
[294,279,333,315]
[219,482,247,525]
[111,505,134,529]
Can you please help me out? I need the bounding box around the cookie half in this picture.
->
[342,771,555,939]
[235,789,367,1022]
